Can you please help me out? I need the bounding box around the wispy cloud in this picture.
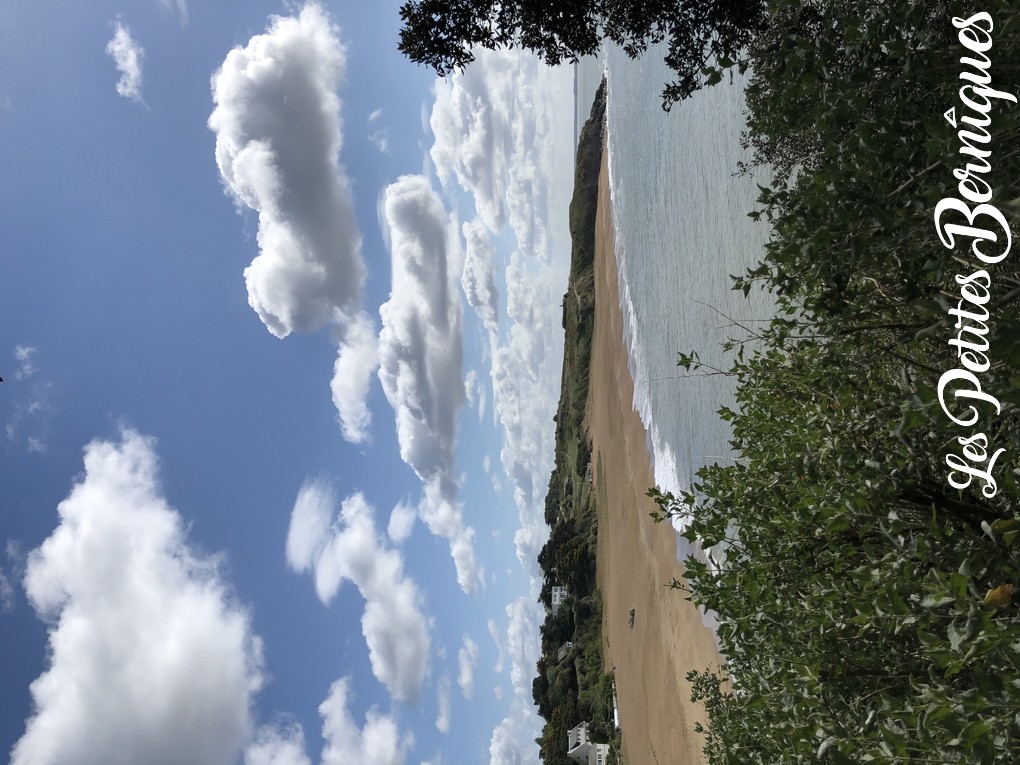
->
[5,345,55,454]
[368,108,390,154]
[435,675,451,734]
[0,566,13,612]
[12,429,265,765]
[286,479,430,703]
[487,619,505,674]
[160,0,188,26]
[13,345,36,380]
[457,636,479,699]
[106,22,145,103]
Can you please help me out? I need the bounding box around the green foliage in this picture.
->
[652,1,1020,762]
[398,0,765,110]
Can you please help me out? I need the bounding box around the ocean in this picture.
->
[576,48,774,543]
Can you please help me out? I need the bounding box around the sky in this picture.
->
[0,2,576,763]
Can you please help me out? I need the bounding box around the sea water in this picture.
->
[576,48,774,546]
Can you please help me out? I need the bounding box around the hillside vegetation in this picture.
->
[532,79,620,765]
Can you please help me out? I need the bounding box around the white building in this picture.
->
[551,585,569,615]
[557,641,574,662]
[567,722,610,765]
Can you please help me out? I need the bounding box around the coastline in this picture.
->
[590,140,723,765]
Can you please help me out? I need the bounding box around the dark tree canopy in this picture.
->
[398,0,765,109]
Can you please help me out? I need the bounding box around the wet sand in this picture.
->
[590,143,724,765]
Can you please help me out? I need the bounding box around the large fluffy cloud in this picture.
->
[377,176,480,595]
[378,177,463,483]
[286,479,430,703]
[209,3,361,339]
[12,430,264,765]
[106,22,144,103]
[209,4,379,443]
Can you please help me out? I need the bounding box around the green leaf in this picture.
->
[948,622,964,652]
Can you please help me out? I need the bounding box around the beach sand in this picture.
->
[590,143,724,765]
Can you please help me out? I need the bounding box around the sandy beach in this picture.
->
[589,143,724,765]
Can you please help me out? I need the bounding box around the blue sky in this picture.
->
[0,2,575,763]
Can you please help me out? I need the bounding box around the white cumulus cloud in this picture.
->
[387,500,416,545]
[248,678,411,765]
[209,4,379,443]
[488,698,542,765]
[377,176,480,595]
[245,721,312,765]
[106,22,144,103]
[460,219,499,335]
[486,597,544,765]
[320,678,413,765]
[286,479,430,703]
[426,47,575,761]
[12,429,264,765]
[419,479,481,595]
[428,48,573,579]
[209,4,361,339]
[330,311,378,444]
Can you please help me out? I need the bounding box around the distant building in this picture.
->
[551,585,569,615]
[567,722,610,765]
[557,641,574,662]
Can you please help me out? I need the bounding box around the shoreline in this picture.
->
[590,140,724,765]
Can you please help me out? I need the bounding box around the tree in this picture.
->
[397,0,765,109]
[647,1,1020,760]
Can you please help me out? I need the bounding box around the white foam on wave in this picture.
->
[603,69,685,530]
